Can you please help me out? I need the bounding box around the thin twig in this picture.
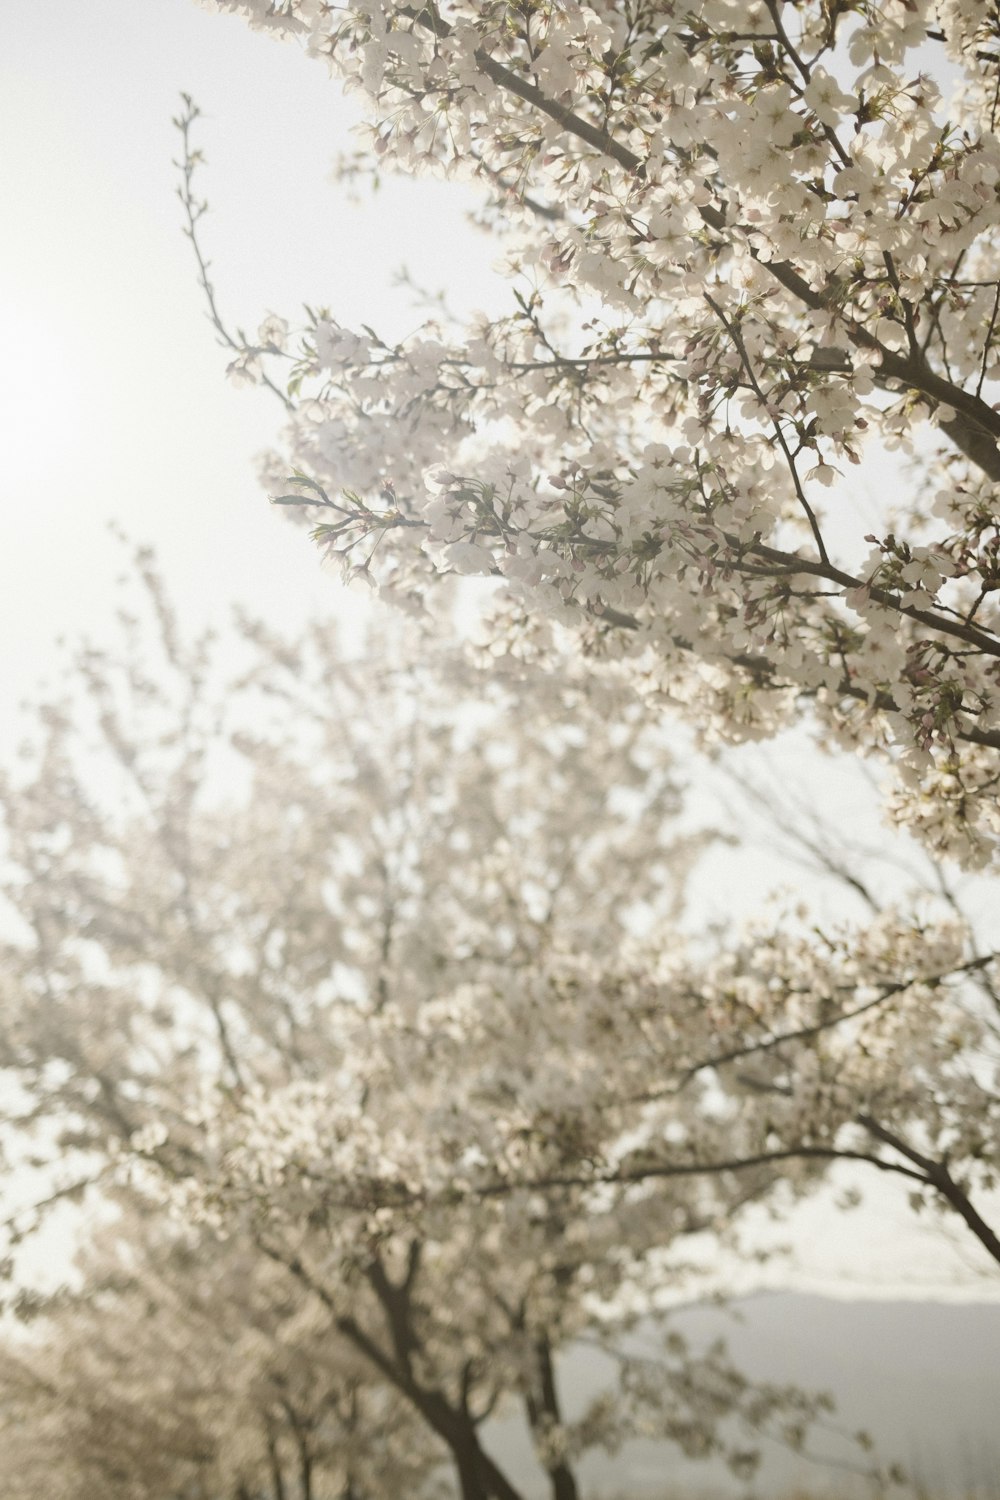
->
[704,293,830,565]
[173,95,295,414]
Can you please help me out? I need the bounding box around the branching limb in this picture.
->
[704,292,830,565]
[857,1116,1000,1267]
[173,95,295,413]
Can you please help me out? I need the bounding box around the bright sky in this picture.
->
[1,0,502,725]
[2,0,998,1302]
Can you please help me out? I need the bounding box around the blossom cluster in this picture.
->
[193,0,1000,865]
[3,568,996,1495]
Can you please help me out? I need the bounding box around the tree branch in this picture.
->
[857,1115,1000,1267]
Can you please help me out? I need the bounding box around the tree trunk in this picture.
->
[266,1427,287,1500]
[525,1337,580,1500]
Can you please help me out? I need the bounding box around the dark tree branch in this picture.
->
[858,1115,1000,1267]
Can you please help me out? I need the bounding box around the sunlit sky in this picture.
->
[1,0,506,722]
[2,1,998,1301]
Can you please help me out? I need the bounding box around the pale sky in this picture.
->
[2,1,998,1301]
[1,0,501,725]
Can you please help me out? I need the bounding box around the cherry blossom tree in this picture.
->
[1,561,995,1498]
[182,0,1000,868]
[0,566,814,1500]
[0,1204,440,1500]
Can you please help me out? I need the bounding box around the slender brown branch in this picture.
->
[704,292,830,565]
[665,955,995,1096]
[174,95,295,414]
[857,1116,1000,1266]
[976,281,1000,400]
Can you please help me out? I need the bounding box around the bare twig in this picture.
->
[173,94,295,414]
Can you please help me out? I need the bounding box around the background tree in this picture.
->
[181,0,1000,867]
[0,1201,442,1500]
[0,560,994,1498]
